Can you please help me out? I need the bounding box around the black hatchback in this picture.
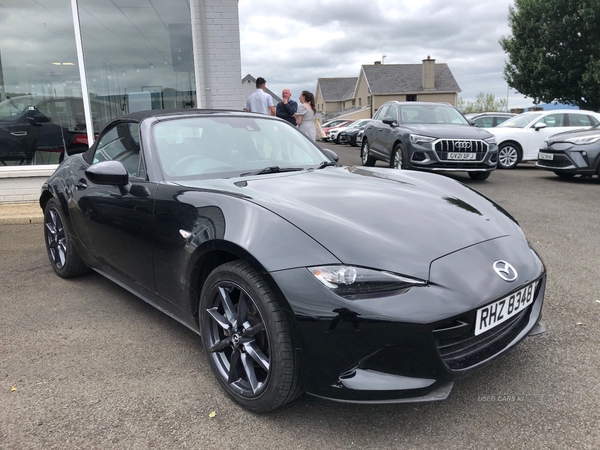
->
[536,125,600,178]
[361,102,498,180]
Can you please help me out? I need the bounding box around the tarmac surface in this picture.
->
[0,201,43,225]
[2,146,600,449]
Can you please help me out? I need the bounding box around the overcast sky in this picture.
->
[238,0,531,109]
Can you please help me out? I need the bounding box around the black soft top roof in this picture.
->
[112,108,262,123]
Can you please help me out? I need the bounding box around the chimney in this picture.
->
[422,55,435,90]
[374,61,381,65]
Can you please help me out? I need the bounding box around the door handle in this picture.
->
[10,131,27,136]
[74,179,88,190]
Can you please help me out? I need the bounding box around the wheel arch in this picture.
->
[499,140,523,161]
[393,139,405,154]
[189,241,304,349]
[39,189,54,211]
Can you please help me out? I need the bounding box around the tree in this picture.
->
[456,92,507,114]
[500,0,600,111]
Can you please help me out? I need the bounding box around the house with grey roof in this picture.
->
[315,57,461,121]
[242,74,282,110]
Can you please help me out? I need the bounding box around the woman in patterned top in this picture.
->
[295,90,317,142]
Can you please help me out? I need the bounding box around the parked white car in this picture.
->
[487,109,600,168]
[328,119,371,143]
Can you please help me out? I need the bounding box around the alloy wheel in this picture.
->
[499,145,519,169]
[45,208,67,269]
[394,149,403,169]
[205,282,271,397]
[362,142,370,165]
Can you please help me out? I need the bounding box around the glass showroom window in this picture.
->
[0,0,197,169]
[77,0,197,127]
[0,1,83,166]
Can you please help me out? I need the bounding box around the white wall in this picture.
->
[193,0,244,109]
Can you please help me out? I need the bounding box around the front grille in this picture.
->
[434,139,488,162]
[433,286,538,371]
[537,155,574,168]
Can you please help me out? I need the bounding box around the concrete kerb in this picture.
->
[0,202,44,225]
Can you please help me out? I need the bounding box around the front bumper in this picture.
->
[270,236,545,403]
[536,142,600,174]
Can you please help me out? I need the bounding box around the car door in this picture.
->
[68,121,156,290]
[526,113,568,160]
[368,104,390,155]
[379,104,399,161]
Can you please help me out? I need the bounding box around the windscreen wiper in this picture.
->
[241,166,305,177]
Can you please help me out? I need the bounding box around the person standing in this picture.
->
[276,88,297,125]
[246,77,276,116]
[295,90,317,141]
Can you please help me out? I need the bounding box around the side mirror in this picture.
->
[534,122,547,131]
[468,120,476,126]
[382,118,398,127]
[320,147,339,162]
[85,160,131,195]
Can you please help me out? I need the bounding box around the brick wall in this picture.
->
[0,167,54,203]
[194,0,244,110]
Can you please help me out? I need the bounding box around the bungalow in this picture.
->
[316,56,461,121]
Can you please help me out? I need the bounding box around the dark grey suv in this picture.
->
[536,125,600,178]
[361,102,498,180]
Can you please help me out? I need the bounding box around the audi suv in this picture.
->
[361,102,498,180]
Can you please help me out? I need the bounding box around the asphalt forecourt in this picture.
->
[1,156,599,448]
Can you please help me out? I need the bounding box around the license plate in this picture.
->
[448,152,476,160]
[538,152,553,160]
[475,281,537,336]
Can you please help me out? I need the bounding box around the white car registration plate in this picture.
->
[448,152,476,160]
[538,152,554,160]
[475,281,537,336]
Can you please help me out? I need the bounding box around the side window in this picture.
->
[93,122,143,178]
[386,105,398,122]
[474,117,494,128]
[567,114,593,127]
[535,113,564,127]
[373,105,389,121]
[587,115,600,126]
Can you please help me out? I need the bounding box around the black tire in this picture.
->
[361,139,376,166]
[390,143,406,169]
[43,198,90,278]
[553,171,576,178]
[468,171,491,181]
[199,261,302,412]
[498,142,521,169]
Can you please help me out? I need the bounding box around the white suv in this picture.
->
[486,109,600,169]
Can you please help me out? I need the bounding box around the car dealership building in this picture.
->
[0,0,242,203]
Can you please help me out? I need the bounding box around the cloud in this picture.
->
[239,0,530,107]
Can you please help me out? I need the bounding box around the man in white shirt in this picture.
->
[246,77,276,116]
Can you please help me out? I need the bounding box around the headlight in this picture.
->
[308,265,426,298]
[564,135,600,145]
[484,136,497,145]
[410,134,435,145]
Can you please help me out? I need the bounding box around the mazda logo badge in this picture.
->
[493,260,518,282]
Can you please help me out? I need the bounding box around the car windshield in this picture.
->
[349,119,369,128]
[496,113,542,128]
[0,97,39,118]
[153,116,332,180]
[399,105,469,125]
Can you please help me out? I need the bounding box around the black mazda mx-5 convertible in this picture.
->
[40,109,546,412]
